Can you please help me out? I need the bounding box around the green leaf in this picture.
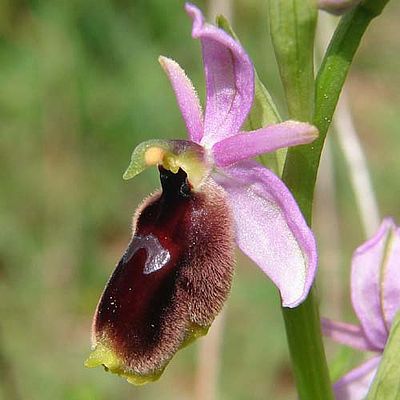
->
[216,15,286,175]
[268,0,317,122]
[367,311,400,399]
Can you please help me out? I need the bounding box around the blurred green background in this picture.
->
[0,1,399,399]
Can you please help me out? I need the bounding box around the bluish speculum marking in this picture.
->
[123,234,171,275]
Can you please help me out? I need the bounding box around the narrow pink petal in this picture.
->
[321,318,378,351]
[381,224,400,328]
[213,160,317,307]
[159,56,204,143]
[334,356,381,400]
[212,121,318,167]
[351,218,396,350]
[185,3,254,147]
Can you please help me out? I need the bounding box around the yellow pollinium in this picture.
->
[123,139,209,189]
[143,146,181,174]
[144,147,166,166]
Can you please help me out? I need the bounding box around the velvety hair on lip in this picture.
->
[90,167,235,381]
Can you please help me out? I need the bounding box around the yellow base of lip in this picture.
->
[84,323,209,386]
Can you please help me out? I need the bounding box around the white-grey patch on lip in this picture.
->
[123,234,171,275]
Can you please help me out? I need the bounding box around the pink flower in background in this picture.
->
[86,3,318,385]
[323,218,400,399]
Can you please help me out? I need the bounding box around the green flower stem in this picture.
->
[282,289,332,400]
[280,1,391,399]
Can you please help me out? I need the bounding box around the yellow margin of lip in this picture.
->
[84,322,209,386]
[84,342,163,386]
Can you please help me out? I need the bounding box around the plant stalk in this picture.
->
[280,1,390,399]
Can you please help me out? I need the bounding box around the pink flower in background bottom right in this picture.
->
[323,218,400,399]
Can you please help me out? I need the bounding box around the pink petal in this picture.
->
[351,218,396,350]
[381,224,400,328]
[321,318,378,351]
[159,56,204,143]
[212,121,318,167]
[185,3,254,147]
[213,160,317,307]
[334,356,381,400]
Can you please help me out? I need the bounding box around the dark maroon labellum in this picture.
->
[92,167,235,377]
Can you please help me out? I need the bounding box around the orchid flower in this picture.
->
[85,3,318,385]
[323,218,400,399]
[318,0,361,15]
